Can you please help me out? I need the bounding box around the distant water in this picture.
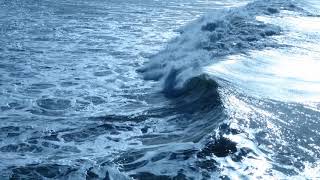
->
[1,0,320,179]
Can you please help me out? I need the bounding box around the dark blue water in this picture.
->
[1,0,320,179]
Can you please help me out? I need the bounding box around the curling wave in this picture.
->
[138,0,305,94]
[134,0,320,179]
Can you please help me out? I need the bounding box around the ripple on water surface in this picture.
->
[36,98,72,111]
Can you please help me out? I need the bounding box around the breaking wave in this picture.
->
[2,0,320,179]
[135,0,320,179]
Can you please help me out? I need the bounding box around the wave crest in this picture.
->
[138,0,305,96]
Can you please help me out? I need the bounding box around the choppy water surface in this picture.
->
[1,0,320,179]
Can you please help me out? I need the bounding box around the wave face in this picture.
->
[1,0,320,179]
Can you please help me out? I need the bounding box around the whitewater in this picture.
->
[0,0,320,179]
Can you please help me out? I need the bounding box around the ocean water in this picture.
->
[0,0,320,179]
